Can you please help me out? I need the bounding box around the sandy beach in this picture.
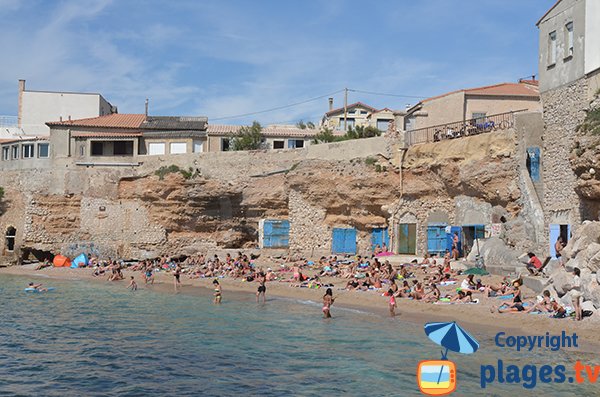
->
[3,263,599,349]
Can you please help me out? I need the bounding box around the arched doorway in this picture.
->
[5,226,16,252]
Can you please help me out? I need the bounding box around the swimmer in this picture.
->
[256,272,266,304]
[28,282,47,292]
[213,279,222,304]
[322,288,335,318]
[128,276,137,291]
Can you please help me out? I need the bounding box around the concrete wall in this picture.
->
[412,91,465,130]
[538,0,586,92]
[20,91,108,136]
[465,96,541,118]
[584,0,600,75]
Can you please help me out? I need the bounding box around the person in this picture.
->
[460,274,478,293]
[572,267,582,321]
[27,282,47,292]
[555,236,566,263]
[256,272,266,303]
[526,252,543,275]
[388,288,397,317]
[128,276,137,291]
[423,283,441,303]
[494,283,525,313]
[145,267,154,285]
[382,242,388,253]
[213,279,222,304]
[322,288,335,318]
[173,264,182,290]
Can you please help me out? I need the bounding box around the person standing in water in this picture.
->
[388,288,397,317]
[322,288,335,318]
[256,272,266,303]
[173,264,182,291]
[128,276,137,291]
[213,279,222,304]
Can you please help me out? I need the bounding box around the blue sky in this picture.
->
[0,0,555,126]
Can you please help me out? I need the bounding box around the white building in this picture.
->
[17,79,116,136]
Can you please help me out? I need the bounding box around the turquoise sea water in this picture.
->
[0,274,596,396]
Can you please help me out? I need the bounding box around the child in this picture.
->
[388,288,397,317]
[128,276,137,291]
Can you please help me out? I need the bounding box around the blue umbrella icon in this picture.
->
[424,321,479,384]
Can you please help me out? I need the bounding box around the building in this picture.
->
[47,113,208,163]
[206,124,320,151]
[320,101,393,132]
[537,0,600,257]
[17,80,117,136]
[401,80,541,132]
[0,136,50,170]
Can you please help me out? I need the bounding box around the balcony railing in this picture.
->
[405,110,527,146]
[0,115,18,128]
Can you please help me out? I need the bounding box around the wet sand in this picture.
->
[3,264,599,350]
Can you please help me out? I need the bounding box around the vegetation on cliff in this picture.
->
[312,125,381,144]
[232,121,264,151]
[155,165,199,180]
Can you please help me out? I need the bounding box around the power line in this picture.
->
[210,89,345,121]
[348,88,426,99]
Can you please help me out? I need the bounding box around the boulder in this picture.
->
[523,276,550,294]
[543,259,562,276]
[597,272,600,285]
[588,249,600,272]
[586,282,600,308]
[578,243,600,270]
[560,290,576,307]
[581,300,596,312]
[548,269,573,296]
[563,222,600,259]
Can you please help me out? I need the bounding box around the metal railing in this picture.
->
[405,110,526,146]
[0,115,18,128]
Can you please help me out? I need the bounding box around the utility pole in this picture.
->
[344,87,348,131]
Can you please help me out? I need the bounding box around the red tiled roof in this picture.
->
[420,82,539,104]
[0,136,49,144]
[537,0,562,26]
[47,114,146,129]
[325,102,378,117]
[207,124,319,137]
[71,131,143,138]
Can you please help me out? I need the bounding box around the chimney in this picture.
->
[68,115,71,121]
[17,79,25,128]
[145,98,149,116]
[59,116,63,122]
[328,97,333,111]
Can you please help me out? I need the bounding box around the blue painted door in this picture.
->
[371,228,389,251]
[332,228,357,254]
[446,226,463,255]
[427,224,447,255]
[527,147,541,182]
[263,220,290,248]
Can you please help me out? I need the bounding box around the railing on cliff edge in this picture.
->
[405,109,527,146]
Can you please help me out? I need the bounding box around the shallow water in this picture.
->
[0,274,596,396]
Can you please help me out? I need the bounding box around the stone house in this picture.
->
[320,101,394,132]
[206,124,319,151]
[0,136,50,170]
[400,80,541,133]
[537,0,600,257]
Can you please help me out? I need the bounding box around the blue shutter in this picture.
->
[333,228,357,254]
[527,147,541,182]
[263,220,290,248]
[549,224,560,258]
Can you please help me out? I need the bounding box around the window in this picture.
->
[549,31,557,66]
[193,140,204,153]
[22,144,34,158]
[11,145,18,160]
[91,142,104,156]
[565,22,574,58]
[2,147,9,161]
[360,110,368,115]
[113,141,133,155]
[221,138,230,151]
[273,140,284,149]
[79,145,85,157]
[472,112,486,124]
[170,142,187,154]
[287,139,304,149]
[5,226,16,252]
[377,119,390,131]
[148,142,166,155]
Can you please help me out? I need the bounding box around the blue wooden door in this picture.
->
[446,226,463,255]
[549,224,560,258]
[263,220,290,248]
[371,228,389,251]
[332,228,357,254]
[427,224,447,255]
[527,147,541,182]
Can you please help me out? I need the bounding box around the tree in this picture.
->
[296,120,307,129]
[312,127,338,143]
[306,121,315,129]
[296,120,316,130]
[231,121,264,151]
[0,186,4,201]
[348,125,382,139]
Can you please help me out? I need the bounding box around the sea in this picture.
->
[0,273,596,396]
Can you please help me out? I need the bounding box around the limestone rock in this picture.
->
[548,269,573,296]
[581,300,596,312]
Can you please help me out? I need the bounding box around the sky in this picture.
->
[0,0,556,126]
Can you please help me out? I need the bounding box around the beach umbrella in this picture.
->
[424,321,480,385]
[463,267,489,276]
[424,321,479,358]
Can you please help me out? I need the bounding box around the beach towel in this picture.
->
[439,281,457,286]
[497,294,514,300]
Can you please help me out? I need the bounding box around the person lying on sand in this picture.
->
[450,290,473,303]
[525,290,553,313]
[491,283,529,313]
[423,283,441,303]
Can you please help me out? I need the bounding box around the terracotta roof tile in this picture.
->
[47,114,146,129]
[71,131,143,138]
[465,82,539,97]
[325,102,378,117]
[207,124,319,138]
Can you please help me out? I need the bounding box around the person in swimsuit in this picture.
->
[256,272,266,303]
[127,276,137,291]
[322,288,335,318]
[145,268,154,285]
[213,279,222,304]
[173,264,181,291]
[388,288,397,317]
[27,282,47,292]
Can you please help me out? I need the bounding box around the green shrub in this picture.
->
[0,186,4,201]
[155,165,198,180]
[365,157,377,166]
[577,107,600,135]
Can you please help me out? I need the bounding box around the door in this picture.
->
[262,220,290,248]
[332,228,357,254]
[398,223,416,254]
[371,228,389,252]
[446,226,463,256]
[526,147,541,182]
[427,224,447,255]
[550,224,571,258]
